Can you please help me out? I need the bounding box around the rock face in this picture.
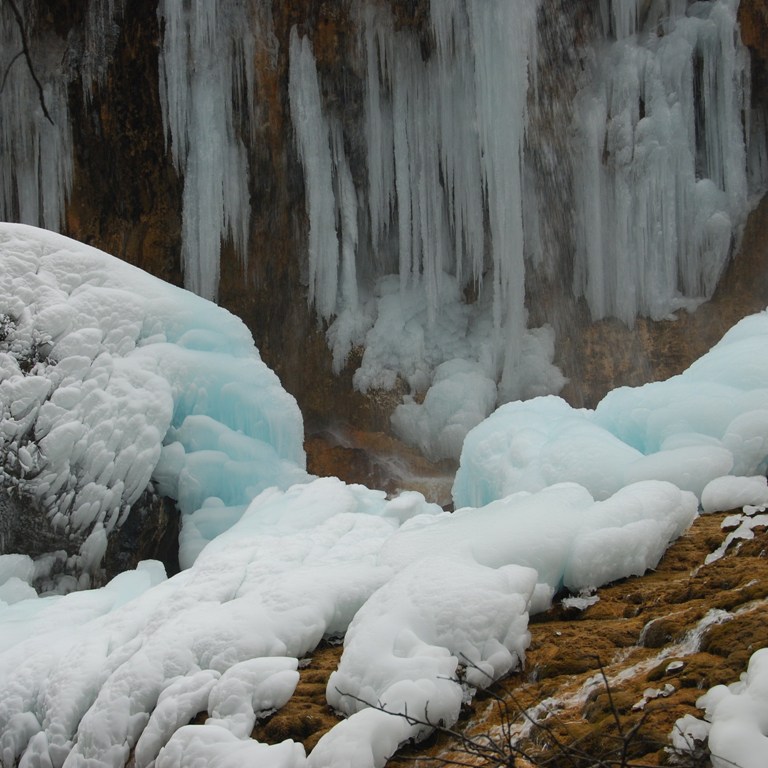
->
[9,0,764,435]
[0,486,178,591]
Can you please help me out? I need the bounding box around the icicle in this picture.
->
[331,121,358,314]
[571,0,752,325]
[288,28,340,321]
[157,0,256,301]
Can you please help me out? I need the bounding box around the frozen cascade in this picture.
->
[289,30,358,323]
[157,0,258,301]
[287,0,762,460]
[355,0,541,387]
[572,0,752,325]
[289,0,567,460]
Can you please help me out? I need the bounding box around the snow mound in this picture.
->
[0,223,307,580]
[1,225,762,768]
[454,310,768,508]
[0,472,697,768]
[673,647,768,768]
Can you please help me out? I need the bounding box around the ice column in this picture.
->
[288,30,359,326]
[0,0,127,231]
[572,0,752,325]
[358,0,539,390]
[157,0,256,301]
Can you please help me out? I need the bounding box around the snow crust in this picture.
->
[0,223,306,579]
[0,474,697,768]
[701,475,768,514]
[454,310,768,509]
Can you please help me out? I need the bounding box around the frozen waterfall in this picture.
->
[287,0,763,459]
[157,0,258,301]
[1,0,766,461]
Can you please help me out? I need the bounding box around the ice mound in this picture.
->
[454,310,768,509]
[0,223,307,581]
[0,472,697,768]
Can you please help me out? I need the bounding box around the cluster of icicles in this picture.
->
[1,0,767,440]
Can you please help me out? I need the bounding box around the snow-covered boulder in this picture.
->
[0,223,307,588]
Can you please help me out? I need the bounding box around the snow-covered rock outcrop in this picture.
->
[0,223,307,587]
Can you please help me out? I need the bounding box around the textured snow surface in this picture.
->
[0,224,765,768]
[0,223,306,576]
[454,310,768,509]
[0,475,697,768]
[0,224,701,767]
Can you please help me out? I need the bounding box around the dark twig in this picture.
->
[0,48,23,92]
[2,0,54,124]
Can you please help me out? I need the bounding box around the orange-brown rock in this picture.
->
[740,0,768,64]
[305,425,456,506]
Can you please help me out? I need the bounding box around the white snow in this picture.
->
[454,310,768,509]
[0,223,307,580]
[673,648,768,768]
[2,224,768,768]
[701,475,768,513]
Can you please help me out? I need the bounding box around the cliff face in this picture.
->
[7,0,768,439]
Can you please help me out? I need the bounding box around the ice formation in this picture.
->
[2,0,765,461]
[0,3,72,232]
[157,0,260,301]
[3,227,768,767]
[0,223,306,582]
[0,473,697,768]
[0,0,128,231]
[573,0,751,324]
[454,309,768,509]
[285,0,764,460]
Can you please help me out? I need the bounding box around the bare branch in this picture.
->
[2,0,54,124]
[0,49,23,92]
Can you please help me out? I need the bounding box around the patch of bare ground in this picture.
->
[250,642,343,752]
